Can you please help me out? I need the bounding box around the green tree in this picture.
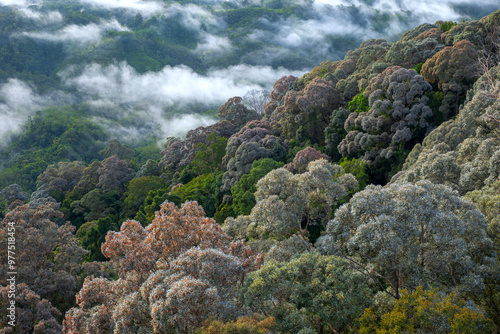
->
[231,158,284,216]
[243,252,373,334]
[196,315,276,334]
[359,287,496,334]
[122,176,167,219]
[317,180,496,300]
[170,172,223,217]
[190,133,228,175]
[76,215,120,262]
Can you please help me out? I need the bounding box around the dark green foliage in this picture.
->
[231,158,284,216]
[122,176,167,219]
[324,108,350,161]
[440,21,457,32]
[190,134,228,176]
[170,172,223,217]
[132,142,162,168]
[0,105,107,191]
[69,189,121,229]
[214,203,235,225]
[366,147,410,185]
[61,24,203,73]
[77,215,120,262]
[339,157,369,190]
[135,189,181,225]
[348,91,370,113]
[413,62,423,74]
[425,91,446,125]
[172,134,228,186]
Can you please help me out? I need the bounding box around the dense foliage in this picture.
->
[1,4,500,334]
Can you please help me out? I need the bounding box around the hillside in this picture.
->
[1,2,500,334]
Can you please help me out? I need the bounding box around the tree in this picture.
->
[263,75,298,119]
[230,158,284,216]
[317,181,495,300]
[136,159,161,178]
[0,184,28,218]
[195,315,276,334]
[97,155,135,194]
[122,176,167,219]
[421,40,480,116]
[0,202,97,330]
[76,215,120,262]
[385,37,443,69]
[64,201,263,333]
[0,184,28,204]
[70,188,120,224]
[358,287,496,334]
[324,107,350,160]
[189,133,228,175]
[278,77,343,143]
[0,284,62,334]
[396,63,500,195]
[141,248,247,333]
[243,253,373,334]
[284,147,329,174]
[221,120,286,192]
[169,172,223,217]
[36,161,86,200]
[224,159,358,253]
[243,89,270,118]
[338,66,433,169]
[68,161,102,197]
[218,96,258,125]
[63,276,119,334]
[99,139,134,161]
[466,180,500,248]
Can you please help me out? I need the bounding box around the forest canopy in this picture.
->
[1,1,500,334]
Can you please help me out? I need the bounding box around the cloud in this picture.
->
[364,0,500,20]
[62,62,306,107]
[234,0,500,69]
[20,19,129,44]
[0,79,73,145]
[0,0,42,6]
[59,62,305,140]
[16,8,63,24]
[194,33,233,63]
[165,3,225,32]
[1,0,498,145]
[160,114,217,139]
[76,0,164,17]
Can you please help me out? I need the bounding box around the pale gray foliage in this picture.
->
[316,180,495,299]
[265,235,310,262]
[0,183,28,203]
[36,161,85,194]
[224,159,358,256]
[396,63,500,194]
[385,38,444,68]
[97,155,135,193]
[338,67,432,163]
[29,183,58,209]
[221,121,286,192]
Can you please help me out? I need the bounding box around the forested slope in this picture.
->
[1,3,500,334]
